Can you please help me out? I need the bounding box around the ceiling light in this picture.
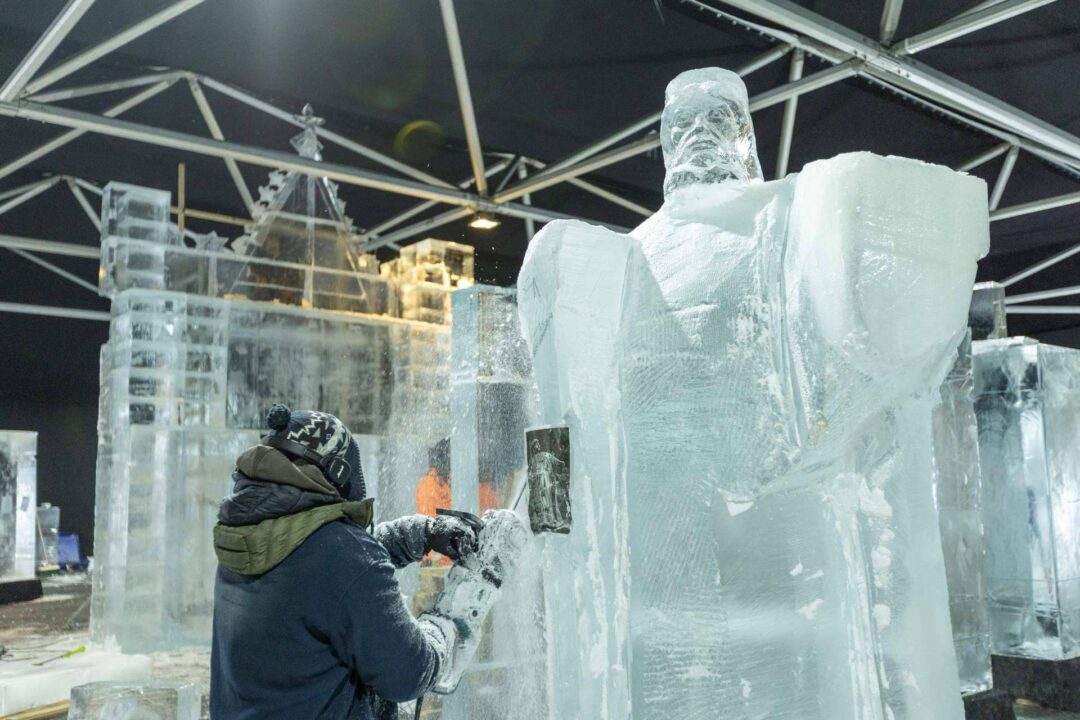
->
[468,213,500,230]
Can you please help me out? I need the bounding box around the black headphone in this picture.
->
[262,433,352,491]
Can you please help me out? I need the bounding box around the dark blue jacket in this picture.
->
[211,459,440,720]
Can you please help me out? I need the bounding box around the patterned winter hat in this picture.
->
[264,404,365,498]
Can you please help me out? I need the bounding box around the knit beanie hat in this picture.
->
[265,404,365,500]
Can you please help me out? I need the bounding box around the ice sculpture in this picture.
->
[442,285,547,720]
[68,681,200,720]
[93,116,462,651]
[932,333,993,693]
[517,67,989,719]
[0,432,37,581]
[974,337,1080,660]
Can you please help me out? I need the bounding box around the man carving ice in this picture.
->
[517,68,989,719]
[211,404,525,719]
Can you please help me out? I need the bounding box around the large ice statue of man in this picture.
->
[517,68,989,719]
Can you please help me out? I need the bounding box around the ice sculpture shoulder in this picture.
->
[518,67,989,720]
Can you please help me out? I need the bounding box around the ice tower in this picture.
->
[0,431,37,583]
[974,337,1080,661]
[92,108,465,652]
[517,68,989,719]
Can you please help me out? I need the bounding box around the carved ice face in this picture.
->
[661,68,763,198]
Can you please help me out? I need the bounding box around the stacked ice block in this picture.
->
[68,680,200,720]
[974,337,1080,660]
[94,168,458,650]
[518,151,988,719]
[443,285,547,720]
[0,431,37,581]
[381,239,475,324]
[932,333,993,693]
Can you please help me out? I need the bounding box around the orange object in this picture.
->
[416,468,451,518]
[478,481,498,512]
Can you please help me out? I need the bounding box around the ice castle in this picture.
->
[91,109,473,652]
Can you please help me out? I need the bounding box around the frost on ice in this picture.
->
[517,67,989,719]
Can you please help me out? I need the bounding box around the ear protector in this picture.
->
[262,433,352,492]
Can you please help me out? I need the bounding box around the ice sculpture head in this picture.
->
[661,68,763,198]
[263,404,365,500]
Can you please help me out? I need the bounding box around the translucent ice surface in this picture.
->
[932,333,993,694]
[443,285,547,720]
[518,69,988,719]
[68,681,200,720]
[974,337,1080,660]
[0,431,36,580]
[969,282,1008,341]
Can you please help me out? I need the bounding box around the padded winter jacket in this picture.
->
[210,446,445,720]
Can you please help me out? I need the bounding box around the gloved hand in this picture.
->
[425,514,479,561]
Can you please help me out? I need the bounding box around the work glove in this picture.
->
[425,514,479,561]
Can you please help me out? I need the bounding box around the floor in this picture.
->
[0,572,210,719]
[1,575,1079,719]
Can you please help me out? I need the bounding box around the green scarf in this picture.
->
[213,498,374,575]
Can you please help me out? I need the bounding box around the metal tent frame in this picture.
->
[0,0,1076,319]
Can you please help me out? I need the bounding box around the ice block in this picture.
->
[974,337,1080,660]
[0,431,36,581]
[933,333,993,693]
[68,680,200,720]
[518,68,988,720]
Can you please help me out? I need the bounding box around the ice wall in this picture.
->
[0,431,37,581]
[974,337,1080,660]
[932,333,993,693]
[69,681,200,720]
[442,285,547,719]
[518,150,988,719]
[94,176,455,652]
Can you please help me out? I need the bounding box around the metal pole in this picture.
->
[361,159,512,240]
[27,70,186,103]
[0,233,99,259]
[187,78,255,214]
[1006,305,1080,315]
[494,135,660,204]
[439,0,488,195]
[22,0,207,96]
[775,49,805,179]
[988,145,1019,210]
[1005,285,1080,304]
[0,0,97,101]
[956,141,1011,171]
[0,178,61,217]
[0,98,485,206]
[1002,240,1080,288]
[4,247,100,295]
[367,208,472,251]
[711,0,1080,164]
[524,158,653,217]
[898,0,1059,55]
[0,300,109,322]
[497,61,855,205]
[879,0,905,44]
[0,79,175,182]
[991,189,1080,222]
[0,178,56,202]
[66,178,101,231]
[195,76,455,190]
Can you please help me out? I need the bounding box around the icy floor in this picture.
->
[0,573,210,719]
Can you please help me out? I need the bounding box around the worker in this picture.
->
[210,404,480,720]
